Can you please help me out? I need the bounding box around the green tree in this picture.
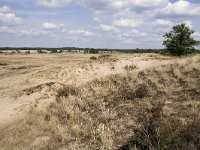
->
[89,48,99,54]
[163,23,199,56]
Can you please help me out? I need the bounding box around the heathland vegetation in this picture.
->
[0,52,199,150]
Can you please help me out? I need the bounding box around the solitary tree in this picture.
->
[163,23,199,56]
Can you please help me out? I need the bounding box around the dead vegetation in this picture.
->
[9,65,41,70]
[124,65,137,71]
[90,54,118,62]
[0,54,199,150]
[0,63,8,66]
[56,85,78,98]
[89,56,98,61]
[21,82,61,96]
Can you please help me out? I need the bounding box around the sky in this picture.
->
[0,0,200,49]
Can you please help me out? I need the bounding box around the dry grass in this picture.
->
[98,54,118,62]
[89,54,118,63]
[0,53,199,150]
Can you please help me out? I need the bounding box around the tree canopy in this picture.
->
[163,23,199,56]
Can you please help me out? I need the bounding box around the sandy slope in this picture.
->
[0,53,196,125]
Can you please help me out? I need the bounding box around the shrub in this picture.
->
[37,50,44,54]
[56,85,77,98]
[51,50,58,53]
[89,48,99,54]
[119,85,135,100]
[89,56,97,60]
[135,84,148,98]
[124,65,137,71]
[0,63,8,66]
[98,54,118,62]
[98,54,111,59]
[160,117,200,150]
[26,50,30,54]
[120,100,165,150]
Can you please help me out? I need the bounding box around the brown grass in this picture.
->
[98,54,118,62]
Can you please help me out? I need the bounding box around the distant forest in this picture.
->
[0,47,199,54]
[0,47,163,54]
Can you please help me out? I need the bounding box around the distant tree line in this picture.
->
[0,47,199,54]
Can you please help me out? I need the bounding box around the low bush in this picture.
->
[37,50,44,53]
[26,50,30,54]
[124,65,137,71]
[135,84,149,99]
[160,116,200,150]
[98,54,118,62]
[56,85,78,98]
[89,56,97,60]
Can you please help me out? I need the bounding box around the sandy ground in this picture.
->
[0,53,89,124]
[0,53,193,125]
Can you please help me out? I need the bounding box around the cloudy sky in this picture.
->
[0,0,200,48]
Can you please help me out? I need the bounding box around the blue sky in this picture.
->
[0,0,200,48]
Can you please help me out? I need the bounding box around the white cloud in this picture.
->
[109,1,125,9]
[68,29,95,37]
[157,0,200,17]
[0,6,10,12]
[19,29,49,36]
[81,0,168,10]
[122,38,135,44]
[193,32,200,40]
[79,0,169,25]
[113,18,143,27]
[153,19,173,27]
[0,26,16,33]
[0,12,23,24]
[36,0,71,8]
[0,26,49,36]
[93,17,100,22]
[183,20,193,28]
[42,22,58,30]
[99,24,120,33]
[118,29,148,44]
[123,29,147,37]
[127,0,168,9]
